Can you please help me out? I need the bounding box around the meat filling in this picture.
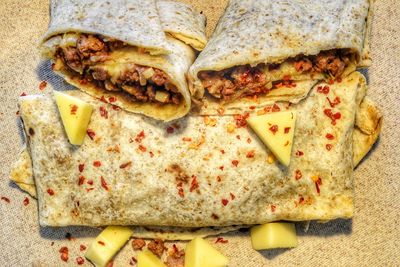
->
[54,34,181,105]
[199,49,354,100]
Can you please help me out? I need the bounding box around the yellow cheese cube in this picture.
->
[137,250,167,267]
[250,222,298,250]
[85,226,133,267]
[185,237,228,267]
[247,111,297,166]
[54,91,93,145]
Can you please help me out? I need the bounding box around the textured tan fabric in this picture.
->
[0,0,398,266]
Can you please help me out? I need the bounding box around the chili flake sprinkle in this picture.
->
[100,96,108,103]
[190,175,199,192]
[272,103,281,112]
[86,129,96,140]
[78,175,85,186]
[246,150,255,158]
[108,96,117,103]
[20,92,27,96]
[80,244,86,251]
[138,144,147,152]
[216,176,222,182]
[39,81,47,90]
[317,85,330,94]
[182,137,192,142]
[215,237,228,244]
[59,247,69,262]
[70,104,78,115]
[233,112,250,128]
[219,166,224,171]
[1,196,10,203]
[326,133,335,140]
[324,109,341,125]
[221,199,229,206]
[129,257,137,266]
[93,161,102,167]
[23,197,29,206]
[166,126,174,134]
[295,150,304,157]
[220,149,225,154]
[98,241,105,246]
[327,96,341,108]
[76,257,85,265]
[177,185,184,198]
[100,176,109,191]
[230,193,236,200]
[99,106,108,119]
[47,188,55,196]
[78,163,85,172]
[284,127,291,134]
[87,179,94,185]
[135,131,145,143]
[271,204,276,212]
[149,151,154,158]
[269,125,278,134]
[295,169,302,180]
[326,144,333,151]
[231,160,239,167]
[120,161,132,169]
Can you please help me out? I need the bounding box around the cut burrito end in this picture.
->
[41,33,193,121]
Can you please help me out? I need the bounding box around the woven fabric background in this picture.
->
[0,0,399,266]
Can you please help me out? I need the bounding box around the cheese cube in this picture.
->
[185,237,228,267]
[137,250,167,267]
[247,111,297,166]
[250,222,298,250]
[54,91,93,145]
[85,226,133,267]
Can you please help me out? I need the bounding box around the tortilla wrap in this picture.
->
[158,1,207,51]
[17,72,374,228]
[188,0,372,113]
[41,0,198,121]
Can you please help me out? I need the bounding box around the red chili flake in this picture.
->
[112,105,121,111]
[231,160,239,167]
[47,189,55,196]
[78,175,85,186]
[93,161,101,167]
[233,112,250,128]
[317,85,330,94]
[87,179,93,185]
[87,129,96,140]
[215,237,228,244]
[315,178,322,194]
[182,137,192,142]
[39,81,47,90]
[190,175,199,192]
[295,169,302,180]
[59,247,69,262]
[326,144,333,151]
[295,150,304,157]
[246,150,255,158]
[221,199,229,206]
[177,187,184,198]
[166,126,174,134]
[327,96,341,108]
[76,257,85,265]
[86,188,94,192]
[236,135,241,140]
[324,109,341,125]
[219,166,224,171]
[247,138,252,144]
[271,204,276,212]
[283,75,291,81]
[138,144,147,152]
[271,104,281,112]
[220,149,225,154]
[80,244,86,251]
[336,77,342,83]
[135,130,145,143]
[98,241,105,246]
[269,125,278,134]
[328,79,334,85]
[70,104,78,115]
[325,133,335,140]
[149,151,154,158]
[120,161,132,169]
[129,257,137,266]
[299,196,305,204]
[99,106,108,119]
[284,127,291,134]
[108,96,117,103]
[217,107,225,115]
[249,106,256,110]
[1,196,10,203]
[16,110,20,116]
[78,163,85,172]
[100,96,108,103]
[23,197,29,206]
[106,261,114,267]
[230,193,236,200]
[216,176,222,182]
[100,176,109,191]
[20,92,27,96]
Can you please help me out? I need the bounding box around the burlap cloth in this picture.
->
[0,0,399,266]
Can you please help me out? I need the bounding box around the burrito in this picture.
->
[188,0,372,113]
[40,0,198,121]
[18,72,379,227]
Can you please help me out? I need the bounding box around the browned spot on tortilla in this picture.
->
[166,164,190,183]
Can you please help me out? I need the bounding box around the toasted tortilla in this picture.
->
[41,0,198,121]
[188,0,371,113]
[158,1,207,51]
[17,72,372,228]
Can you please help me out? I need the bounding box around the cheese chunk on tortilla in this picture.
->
[54,91,93,145]
[137,250,166,267]
[85,226,133,267]
[250,222,298,250]
[247,111,297,166]
[184,237,228,267]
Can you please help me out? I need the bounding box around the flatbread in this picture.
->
[158,1,207,51]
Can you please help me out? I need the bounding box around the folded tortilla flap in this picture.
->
[158,1,207,51]
[19,73,365,227]
[43,0,170,55]
[188,0,370,109]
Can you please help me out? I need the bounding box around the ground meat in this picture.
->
[132,239,146,251]
[165,247,185,267]
[122,84,148,101]
[147,239,166,258]
[91,67,109,81]
[152,69,168,86]
[61,47,82,71]
[77,35,106,58]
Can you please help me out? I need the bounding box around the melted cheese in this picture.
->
[184,237,229,267]
[137,250,167,267]
[247,111,297,166]
[250,222,298,250]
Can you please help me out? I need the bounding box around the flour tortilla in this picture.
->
[158,1,207,51]
[41,0,197,121]
[17,72,371,228]
[188,0,371,113]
